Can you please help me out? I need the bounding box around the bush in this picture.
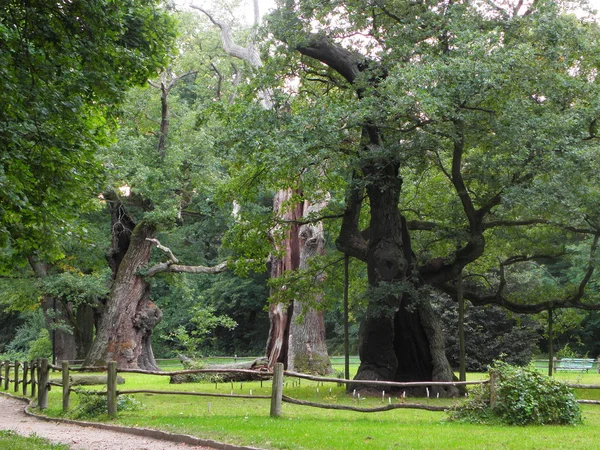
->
[3,310,49,360]
[27,329,52,360]
[73,392,144,419]
[449,362,582,425]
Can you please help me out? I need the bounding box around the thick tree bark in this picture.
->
[28,257,77,363]
[85,220,162,370]
[192,6,331,374]
[265,191,332,374]
[265,189,302,367]
[287,200,332,374]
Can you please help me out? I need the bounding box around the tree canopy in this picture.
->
[208,0,600,384]
[0,0,175,262]
[3,0,600,377]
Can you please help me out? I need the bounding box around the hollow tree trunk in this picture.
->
[354,162,457,396]
[265,189,302,367]
[354,161,405,383]
[85,221,162,370]
[287,199,332,375]
[265,191,332,374]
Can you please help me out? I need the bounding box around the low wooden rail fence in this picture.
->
[6,359,596,419]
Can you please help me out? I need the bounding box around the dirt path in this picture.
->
[0,394,246,450]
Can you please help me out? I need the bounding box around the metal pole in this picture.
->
[457,270,466,382]
[548,309,554,377]
[343,254,350,383]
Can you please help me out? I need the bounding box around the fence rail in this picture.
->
[2,359,597,421]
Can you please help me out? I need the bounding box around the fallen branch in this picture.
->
[284,370,487,389]
[117,390,269,399]
[282,395,447,412]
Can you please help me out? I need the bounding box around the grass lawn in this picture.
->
[0,430,69,450]
[13,360,600,450]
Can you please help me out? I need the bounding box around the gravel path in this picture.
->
[0,394,220,450]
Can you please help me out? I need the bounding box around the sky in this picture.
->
[187,0,600,24]
[184,0,277,23]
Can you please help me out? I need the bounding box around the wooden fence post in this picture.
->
[107,361,118,417]
[4,360,9,390]
[0,361,3,387]
[14,360,20,393]
[38,358,49,410]
[22,361,29,396]
[270,362,284,418]
[62,361,70,412]
[30,360,37,398]
[489,369,497,410]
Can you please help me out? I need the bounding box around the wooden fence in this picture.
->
[2,359,598,419]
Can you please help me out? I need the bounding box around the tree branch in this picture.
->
[145,238,229,277]
[147,261,230,277]
[191,5,262,66]
[483,218,548,230]
[439,282,600,314]
[573,234,599,303]
[438,234,600,313]
[336,172,368,262]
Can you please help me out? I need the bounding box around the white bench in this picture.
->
[555,358,594,372]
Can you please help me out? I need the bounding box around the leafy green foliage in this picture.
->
[0,0,175,260]
[27,329,52,361]
[437,296,541,371]
[72,392,144,419]
[2,310,50,360]
[167,305,237,357]
[449,362,582,425]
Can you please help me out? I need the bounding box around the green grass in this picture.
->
[14,363,600,450]
[0,430,69,450]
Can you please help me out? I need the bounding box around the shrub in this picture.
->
[3,310,49,360]
[27,329,52,360]
[73,392,144,419]
[448,361,582,425]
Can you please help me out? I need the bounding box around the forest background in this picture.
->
[2,0,600,379]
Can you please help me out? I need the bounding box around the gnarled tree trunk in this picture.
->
[287,199,332,374]
[266,191,332,374]
[267,22,459,395]
[352,164,457,395]
[85,210,162,370]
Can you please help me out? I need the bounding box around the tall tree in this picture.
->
[217,0,600,393]
[191,1,332,374]
[0,0,174,259]
[85,10,256,369]
[0,0,174,362]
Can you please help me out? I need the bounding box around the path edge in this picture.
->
[0,392,262,450]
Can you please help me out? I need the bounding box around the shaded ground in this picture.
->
[0,394,237,450]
